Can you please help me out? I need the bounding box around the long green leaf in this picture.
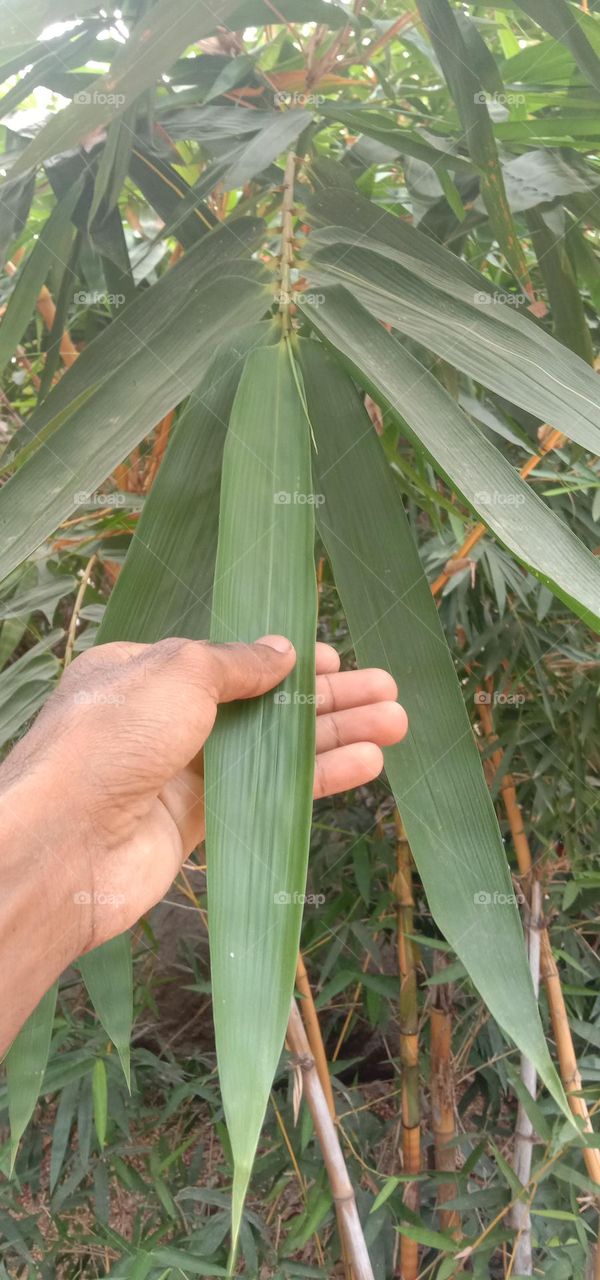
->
[204,339,317,1252]
[0,235,270,584]
[299,287,600,631]
[304,231,600,456]
[96,322,278,646]
[79,938,133,1088]
[300,339,568,1117]
[6,981,57,1171]
[74,324,277,1086]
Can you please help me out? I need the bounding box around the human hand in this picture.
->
[0,636,406,1046]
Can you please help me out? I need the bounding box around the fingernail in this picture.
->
[255,634,293,653]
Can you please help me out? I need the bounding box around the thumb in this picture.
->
[205,635,297,704]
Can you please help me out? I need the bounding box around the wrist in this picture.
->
[0,761,91,1053]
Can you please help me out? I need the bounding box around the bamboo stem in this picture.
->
[477,697,600,1184]
[63,554,97,668]
[393,813,420,1280]
[509,879,542,1276]
[296,952,336,1119]
[287,1001,375,1280]
[430,954,460,1238]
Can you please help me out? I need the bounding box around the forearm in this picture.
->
[0,767,87,1056]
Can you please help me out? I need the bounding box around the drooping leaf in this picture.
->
[204,338,317,1251]
[416,0,534,293]
[304,224,600,456]
[49,1078,80,1192]
[299,287,600,631]
[0,224,270,584]
[72,324,278,1092]
[223,109,312,189]
[6,982,57,1170]
[79,937,133,1087]
[300,339,568,1117]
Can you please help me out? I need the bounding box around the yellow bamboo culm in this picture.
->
[296,953,336,1120]
[393,813,420,1280]
[478,695,600,1185]
[430,956,460,1238]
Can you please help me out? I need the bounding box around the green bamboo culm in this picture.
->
[204,338,317,1260]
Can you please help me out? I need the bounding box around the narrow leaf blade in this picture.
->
[204,339,317,1249]
[300,340,568,1118]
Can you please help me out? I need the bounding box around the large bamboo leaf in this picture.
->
[0,232,271,584]
[204,339,317,1251]
[300,340,568,1115]
[96,321,278,645]
[223,110,311,189]
[304,187,520,317]
[6,981,57,1170]
[75,324,277,1077]
[5,0,239,178]
[7,217,264,463]
[78,938,133,1088]
[304,232,600,456]
[299,288,600,631]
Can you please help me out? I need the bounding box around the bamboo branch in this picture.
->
[431,427,565,595]
[63,554,98,668]
[430,953,460,1238]
[287,1001,375,1280]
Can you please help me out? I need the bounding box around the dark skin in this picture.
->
[0,634,407,1054]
